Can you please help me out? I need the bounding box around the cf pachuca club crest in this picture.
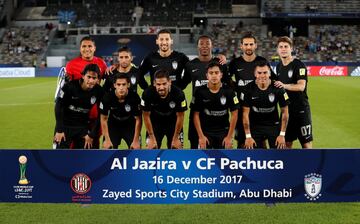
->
[268,93,275,103]
[169,101,176,109]
[172,61,178,69]
[288,70,293,78]
[220,96,226,105]
[304,173,322,201]
[90,96,96,105]
[125,104,131,112]
[130,76,136,85]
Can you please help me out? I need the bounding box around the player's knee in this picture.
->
[286,142,293,149]
[302,141,312,149]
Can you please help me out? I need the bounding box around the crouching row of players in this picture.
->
[54,60,290,150]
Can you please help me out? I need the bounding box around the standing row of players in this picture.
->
[53,29,313,149]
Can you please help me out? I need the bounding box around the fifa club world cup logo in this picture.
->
[18,155,29,185]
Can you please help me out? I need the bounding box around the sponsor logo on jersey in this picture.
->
[195,80,201,87]
[195,80,208,87]
[268,93,275,103]
[70,173,92,195]
[169,101,176,108]
[172,61,178,69]
[238,80,245,86]
[125,104,131,112]
[238,79,253,86]
[169,75,176,81]
[304,173,322,201]
[192,69,199,73]
[220,96,226,105]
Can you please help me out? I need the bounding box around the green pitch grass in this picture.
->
[0,77,359,223]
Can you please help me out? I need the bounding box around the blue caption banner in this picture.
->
[0,149,359,204]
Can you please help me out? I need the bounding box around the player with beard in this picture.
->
[180,35,229,149]
[100,74,142,149]
[103,46,147,94]
[137,29,190,89]
[242,61,289,149]
[193,61,239,149]
[228,32,274,148]
[141,69,187,149]
[54,64,104,149]
[274,36,313,149]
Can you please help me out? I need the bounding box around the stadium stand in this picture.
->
[41,0,232,27]
[0,0,360,66]
[0,26,52,67]
[42,0,135,27]
[209,23,359,63]
[263,0,360,13]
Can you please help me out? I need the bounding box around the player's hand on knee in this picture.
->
[171,138,182,149]
[244,138,256,149]
[83,135,93,149]
[130,140,141,149]
[222,136,233,149]
[103,139,113,149]
[54,132,66,143]
[198,136,209,149]
[276,136,286,149]
[147,138,158,149]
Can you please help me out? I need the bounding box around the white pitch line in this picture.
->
[0,81,56,91]
[0,102,53,106]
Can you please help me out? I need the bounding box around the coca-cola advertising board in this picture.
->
[307,66,348,76]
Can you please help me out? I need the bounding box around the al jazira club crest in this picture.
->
[268,93,275,103]
[172,61,178,69]
[304,173,322,200]
[220,96,226,105]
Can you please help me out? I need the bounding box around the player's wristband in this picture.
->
[245,133,252,139]
[280,131,286,136]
